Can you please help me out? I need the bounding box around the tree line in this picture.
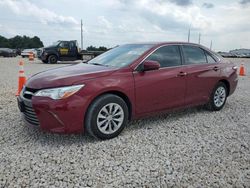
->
[86,45,108,51]
[0,35,44,49]
[0,35,109,51]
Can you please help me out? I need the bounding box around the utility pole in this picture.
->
[188,28,190,43]
[81,19,83,50]
[198,33,201,44]
[210,40,213,50]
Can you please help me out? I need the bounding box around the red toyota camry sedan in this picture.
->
[17,42,238,139]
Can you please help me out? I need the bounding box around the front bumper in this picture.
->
[17,89,89,134]
[39,54,47,61]
[17,97,39,126]
[228,73,238,96]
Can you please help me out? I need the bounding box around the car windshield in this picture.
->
[88,44,154,68]
[46,41,60,48]
[53,41,61,46]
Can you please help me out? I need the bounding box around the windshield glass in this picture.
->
[88,44,154,68]
[47,41,60,47]
[52,41,60,46]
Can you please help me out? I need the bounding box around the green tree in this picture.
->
[87,45,108,51]
[0,36,10,48]
[0,35,44,49]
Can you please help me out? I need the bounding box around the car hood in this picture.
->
[25,63,118,89]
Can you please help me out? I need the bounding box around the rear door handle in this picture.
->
[213,66,219,71]
[177,72,187,77]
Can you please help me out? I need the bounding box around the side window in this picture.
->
[146,45,181,68]
[59,42,64,48]
[69,42,75,49]
[59,42,69,48]
[205,51,217,64]
[182,45,207,65]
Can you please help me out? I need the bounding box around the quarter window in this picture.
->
[205,51,217,64]
[146,45,181,68]
[182,45,207,65]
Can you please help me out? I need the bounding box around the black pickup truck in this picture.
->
[38,40,104,64]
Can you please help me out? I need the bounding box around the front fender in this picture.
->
[43,50,59,59]
[81,71,135,120]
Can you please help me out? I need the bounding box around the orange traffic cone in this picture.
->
[16,61,26,96]
[29,52,34,61]
[239,64,246,76]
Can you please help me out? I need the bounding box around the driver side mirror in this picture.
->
[141,60,160,72]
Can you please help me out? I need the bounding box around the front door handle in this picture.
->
[177,72,187,77]
[213,66,219,71]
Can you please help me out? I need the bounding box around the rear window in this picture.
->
[182,45,207,65]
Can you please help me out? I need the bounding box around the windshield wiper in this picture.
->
[90,63,109,67]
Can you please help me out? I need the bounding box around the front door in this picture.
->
[133,45,187,115]
[58,41,70,57]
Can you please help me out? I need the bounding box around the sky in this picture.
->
[0,0,250,51]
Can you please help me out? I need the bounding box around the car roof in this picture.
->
[23,49,35,51]
[0,48,13,51]
[59,40,77,42]
[126,41,201,46]
[125,42,213,53]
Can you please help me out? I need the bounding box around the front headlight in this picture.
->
[34,84,84,100]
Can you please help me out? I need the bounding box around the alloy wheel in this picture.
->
[96,103,124,134]
[213,86,226,107]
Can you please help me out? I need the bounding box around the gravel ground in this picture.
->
[0,57,249,187]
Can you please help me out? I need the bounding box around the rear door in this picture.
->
[133,45,187,114]
[181,45,221,106]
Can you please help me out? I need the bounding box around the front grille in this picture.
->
[23,104,39,126]
[23,87,39,100]
[37,48,43,57]
[21,87,40,126]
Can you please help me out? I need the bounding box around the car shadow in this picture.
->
[19,105,209,145]
[125,105,208,131]
[20,122,98,145]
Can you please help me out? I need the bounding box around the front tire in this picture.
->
[85,94,129,140]
[48,55,58,64]
[207,82,228,111]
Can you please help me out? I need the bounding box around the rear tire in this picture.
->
[85,94,129,140]
[207,82,228,111]
[48,55,58,64]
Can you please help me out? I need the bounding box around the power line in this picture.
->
[188,28,190,42]
[81,19,83,50]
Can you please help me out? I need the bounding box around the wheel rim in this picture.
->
[213,86,226,107]
[50,56,56,63]
[97,103,124,135]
